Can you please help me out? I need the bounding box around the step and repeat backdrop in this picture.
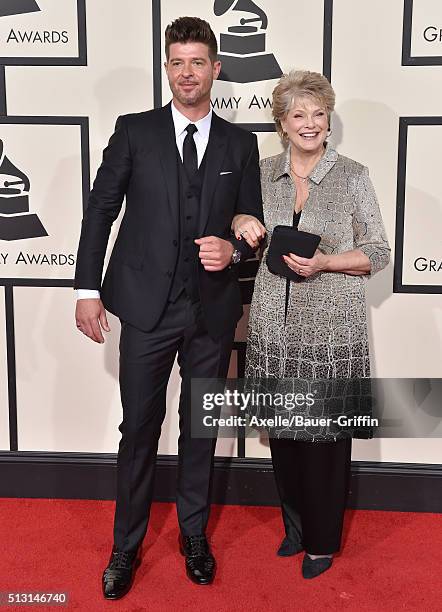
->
[0,0,440,464]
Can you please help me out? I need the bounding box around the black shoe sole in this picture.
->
[103,589,131,601]
[185,573,214,586]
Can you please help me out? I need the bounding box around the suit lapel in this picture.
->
[198,112,229,235]
[156,103,180,233]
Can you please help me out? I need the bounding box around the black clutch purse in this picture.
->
[266,225,321,281]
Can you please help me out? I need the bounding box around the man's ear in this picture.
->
[213,60,222,80]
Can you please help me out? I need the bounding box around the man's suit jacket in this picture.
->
[74,103,263,339]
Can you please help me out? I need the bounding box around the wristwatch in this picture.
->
[231,248,242,265]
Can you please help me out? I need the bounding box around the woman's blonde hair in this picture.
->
[272,70,336,139]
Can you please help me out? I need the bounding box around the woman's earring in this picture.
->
[326,128,332,138]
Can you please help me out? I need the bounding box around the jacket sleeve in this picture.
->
[231,132,264,261]
[74,115,132,289]
[353,166,391,276]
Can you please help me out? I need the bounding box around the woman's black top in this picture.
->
[284,209,302,322]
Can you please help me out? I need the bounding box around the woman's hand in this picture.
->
[283,249,329,277]
[232,214,266,248]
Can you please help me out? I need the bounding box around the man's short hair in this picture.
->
[165,17,218,62]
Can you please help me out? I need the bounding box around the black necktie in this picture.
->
[183,124,198,178]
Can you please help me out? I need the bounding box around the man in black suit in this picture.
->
[74,16,264,599]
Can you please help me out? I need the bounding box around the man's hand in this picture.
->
[75,298,110,343]
[232,214,266,248]
[194,236,234,271]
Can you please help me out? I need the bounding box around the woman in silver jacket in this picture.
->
[234,70,390,579]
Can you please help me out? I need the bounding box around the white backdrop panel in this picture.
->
[256,131,283,160]
[0,291,8,450]
[5,0,153,176]
[410,0,442,58]
[0,0,439,467]
[245,432,271,459]
[0,0,79,59]
[402,125,442,286]
[14,286,122,452]
[0,122,83,280]
[331,0,442,405]
[13,287,183,454]
[160,0,324,123]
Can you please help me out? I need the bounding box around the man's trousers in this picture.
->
[114,293,235,552]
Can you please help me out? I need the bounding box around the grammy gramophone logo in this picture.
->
[214,0,282,83]
[0,0,41,18]
[0,139,48,241]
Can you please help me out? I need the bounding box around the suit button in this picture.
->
[173,240,178,247]
[186,192,193,198]
[167,271,172,278]
[186,215,192,221]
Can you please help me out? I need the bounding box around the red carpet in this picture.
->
[1,499,441,611]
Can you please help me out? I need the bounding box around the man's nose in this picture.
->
[181,63,194,77]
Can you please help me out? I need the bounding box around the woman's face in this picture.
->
[281,97,329,155]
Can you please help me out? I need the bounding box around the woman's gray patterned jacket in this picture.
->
[245,144,390,440]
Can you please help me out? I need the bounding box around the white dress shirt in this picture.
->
[77,103,213,300]
[171,101,212,167]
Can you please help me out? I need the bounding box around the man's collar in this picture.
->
[272,142,339,184]
[171,101,212,141]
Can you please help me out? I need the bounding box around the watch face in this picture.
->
[232,249,241,264]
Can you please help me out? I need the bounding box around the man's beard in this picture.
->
[172,82,210,107]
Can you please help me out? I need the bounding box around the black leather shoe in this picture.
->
[301,553,333,579]
[277,536,304,557]
[179,535,216,585]
[102,547,140,599]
